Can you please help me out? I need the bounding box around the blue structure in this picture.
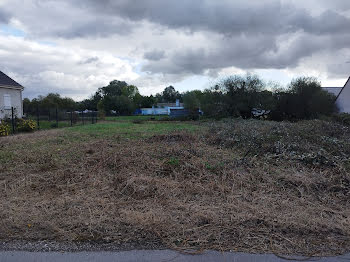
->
[133,109,142,115]
[169,109,190,118]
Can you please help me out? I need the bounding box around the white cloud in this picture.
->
[0,35,138,100]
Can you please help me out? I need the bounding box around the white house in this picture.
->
[323,77,350,113]
[141,99,184,115]
[0,71,24,119]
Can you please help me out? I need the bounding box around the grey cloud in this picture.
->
[54,19,135,38]
[142,34,279,75]
[77,0,350,36]
[67,0,350,77]
[1,0,136,38]
[327,63,350,78]
[319,0,350,10]
[142,32,350,76]
[79,56,99,64]
[143,50,165,61]
[0,8,10,23]
[302,10,350,35]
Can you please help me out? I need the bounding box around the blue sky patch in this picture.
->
[0,25,25,37]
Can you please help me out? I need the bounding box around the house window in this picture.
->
[4,94,11,109]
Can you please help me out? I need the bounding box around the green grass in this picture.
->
[0,151,15,164]
[67,121,201,138]
[37,120,71,129]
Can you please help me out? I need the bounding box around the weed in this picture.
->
[167,157,180,166]
[132,119,145,124]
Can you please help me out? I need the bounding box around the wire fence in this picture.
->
[3,107,98,135]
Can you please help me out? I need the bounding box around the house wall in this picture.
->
[0,87,23,119]
[141,108,168,115]
[140,104,185,115]
[336,80,350,113]
[167,106,184,114]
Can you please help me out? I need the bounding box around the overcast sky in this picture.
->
[0,0,350,100]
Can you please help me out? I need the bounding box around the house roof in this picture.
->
[0,71,23,89]
[157,102,184,108]
[322,76,350,100]
[336,76,350,100]
[322,87,342,97]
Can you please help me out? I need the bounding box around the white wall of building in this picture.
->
[0,87,23,119]
[141,107,168,115]
[336,80,350,113]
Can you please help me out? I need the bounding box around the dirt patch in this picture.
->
[0,129,64,146]
[1,122,350,256]
[147,133,197,143]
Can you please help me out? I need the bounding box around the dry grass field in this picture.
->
[1,118,350,256]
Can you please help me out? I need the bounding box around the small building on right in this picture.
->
[323,77,350,113]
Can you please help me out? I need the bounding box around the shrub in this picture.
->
[331,113,350,126]
[17,119,37,132]
[132,119,144,124]
[0,122,10,136]
[72,112,79,124]
[98,110,106,120]
[158,116,171,121]
[271,77,337,121]
[97,101,106,120]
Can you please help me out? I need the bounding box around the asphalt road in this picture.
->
[0,250,349,262]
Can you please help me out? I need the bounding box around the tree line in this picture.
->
[24,80,181,116]
[23,74,338,121]
[183,75,337,120]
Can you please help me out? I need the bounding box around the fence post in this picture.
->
[11,107,15,135]
[70,111,73,127]
[82,111,84,125]
[95,111,98,123]
[91,111,93,124]
[36,105,40,130]
[56,108,58,128]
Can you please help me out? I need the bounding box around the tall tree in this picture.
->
[157,86,181,103]
[218,74,265,117]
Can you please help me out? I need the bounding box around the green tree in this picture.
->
[199,88,227,118]
[115,95,135,115]
[183,90,201,111]
[289,77,336,119]
[157,86,181,103]
[97,100,106,119]
[271,77,337,120]
[99,80,127,97]
[183,90,203,119]
[23,98,31,114]
[133,93,156,108]
[94,80,141,115]
[219,74,265,117]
